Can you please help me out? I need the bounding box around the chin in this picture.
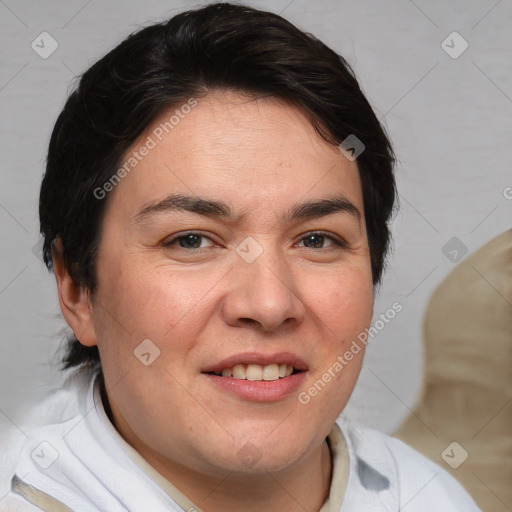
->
[202,432,312,475]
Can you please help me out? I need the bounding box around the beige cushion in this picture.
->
[394,229,512,512]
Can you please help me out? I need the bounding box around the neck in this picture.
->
[151,438,332,512]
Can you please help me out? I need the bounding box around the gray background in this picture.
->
[1,0,511,491]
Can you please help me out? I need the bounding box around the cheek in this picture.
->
[96,261,177,329]
[302,264,372,406]
[92,258,224,367]
[308,264,374,339]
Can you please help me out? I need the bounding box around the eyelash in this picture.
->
[161,231,346,251]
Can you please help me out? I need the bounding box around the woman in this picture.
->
[3,3,480,511]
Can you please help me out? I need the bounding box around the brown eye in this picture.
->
[162,232,214,250]
[298,232,345,249]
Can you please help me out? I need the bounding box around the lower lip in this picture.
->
[203,372,307,402]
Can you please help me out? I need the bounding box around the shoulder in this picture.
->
[0,370,97,511]
[0,491,46,512]
[338,421,482,512]
[381,433,481,511]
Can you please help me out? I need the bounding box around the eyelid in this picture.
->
[162,230,347,250]
[161,230,217,248]
[296,230,347,248]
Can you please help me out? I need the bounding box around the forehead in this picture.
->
[105,91,363,224]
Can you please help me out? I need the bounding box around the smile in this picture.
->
[202,352,308,402]
[209,363,296,381]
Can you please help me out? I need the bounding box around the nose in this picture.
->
[221,243,306,332]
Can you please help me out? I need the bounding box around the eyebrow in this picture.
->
[133,193,361,224]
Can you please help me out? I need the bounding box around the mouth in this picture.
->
[201,352,308,378]
[201,352,308,402]
[206,363,303,381]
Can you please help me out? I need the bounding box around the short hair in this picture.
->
[39,2,397,371]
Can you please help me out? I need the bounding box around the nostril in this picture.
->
[240,318,261,327]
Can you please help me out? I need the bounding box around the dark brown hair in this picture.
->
[39,2,396,370]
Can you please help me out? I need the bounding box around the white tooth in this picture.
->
[246,364,263,381]
[232,364,246,379]
[279,364,287,378]
[221,368,232,377]
[262,364,280,381]
[285,365,293,377]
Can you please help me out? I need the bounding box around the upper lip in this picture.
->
[202,352,309,374]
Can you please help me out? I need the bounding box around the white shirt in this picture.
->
[1,370,481,511]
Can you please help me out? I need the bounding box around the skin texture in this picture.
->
[53,91,374,511]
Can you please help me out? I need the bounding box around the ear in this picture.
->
[51,239,97,347]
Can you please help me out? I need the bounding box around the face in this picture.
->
[79,91,373,479]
